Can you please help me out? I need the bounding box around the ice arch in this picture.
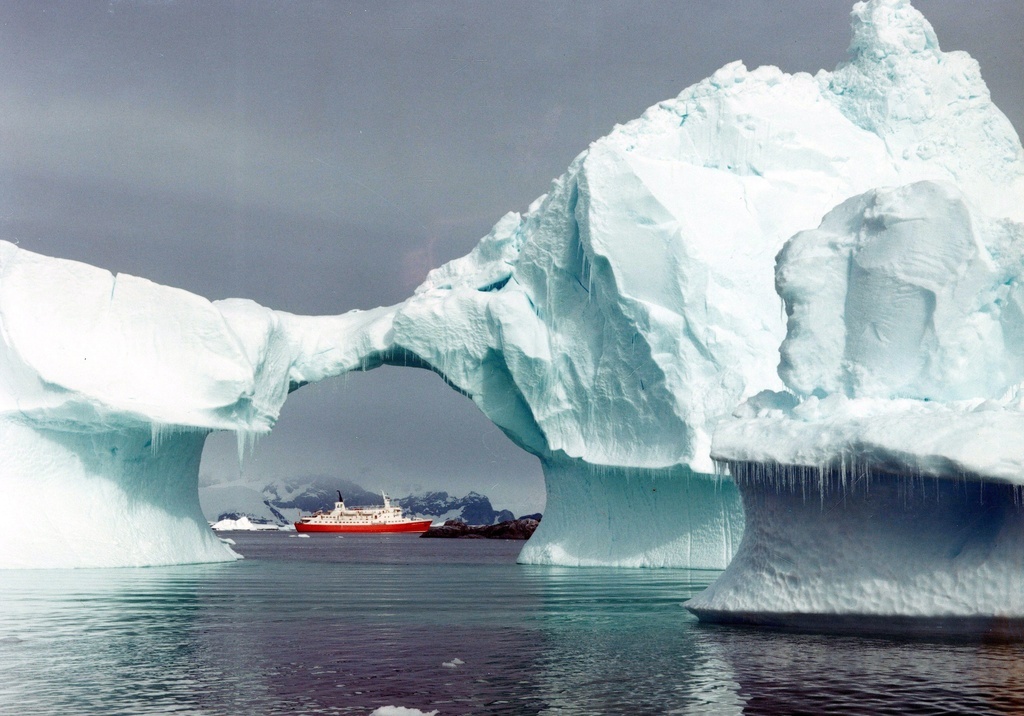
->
[309,0,1023,571]
[3,0,1022,570]
[0,238,742,569]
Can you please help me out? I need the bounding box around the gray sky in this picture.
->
[1,1,1021,516]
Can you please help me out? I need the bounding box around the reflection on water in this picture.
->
[1,533,1023,714]
[694,627,1024,716]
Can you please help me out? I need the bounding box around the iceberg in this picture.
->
[320,0,1021,569]
[684,4,1024,625]
[210,515,278,532]
[0,241,399,567]
[2,0,1020,575]
[687,182,1024,626]
[200,482,293,526]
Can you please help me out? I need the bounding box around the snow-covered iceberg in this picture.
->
[2,0,1020,575]
[210,515,279,532]
[686,181,1024,625]
[681,1,1024,622]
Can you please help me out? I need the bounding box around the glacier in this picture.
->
[2,0,1022,580]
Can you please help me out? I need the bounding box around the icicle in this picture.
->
[235,428,262,467]
[149,422,170,455]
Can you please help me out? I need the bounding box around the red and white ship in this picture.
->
[294,492,433,534]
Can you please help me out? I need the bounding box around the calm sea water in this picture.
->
[2,533,1024,715]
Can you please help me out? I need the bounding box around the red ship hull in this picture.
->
[293,519,433,534]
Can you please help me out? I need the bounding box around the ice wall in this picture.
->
[689,158,1024,619]
[4,0,1020,570]
[690,463,1024,634]
[520,458,743,569]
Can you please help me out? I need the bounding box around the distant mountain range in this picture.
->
[200,476,523,527]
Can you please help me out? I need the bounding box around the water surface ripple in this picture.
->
[1,533,1022,714]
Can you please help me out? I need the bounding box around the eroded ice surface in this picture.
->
[691,184,1024,623]
[689,15,1024,620]
[688,464,1024,627]
[715,180,1024,483]
[0,244,398,567]
[335,0,1023,568]
[2,0,1021,569]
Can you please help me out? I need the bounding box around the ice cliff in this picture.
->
[2,0,1021,578]
[683,2,1024,625]
[685,181,1024,625]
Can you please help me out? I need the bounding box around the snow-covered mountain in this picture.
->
[200,477,517,527]
[396,492,514,526]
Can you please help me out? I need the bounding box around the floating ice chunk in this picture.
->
[211,516,278,532]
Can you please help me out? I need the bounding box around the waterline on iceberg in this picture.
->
[519,456,743,569]
[686,462,1024,635]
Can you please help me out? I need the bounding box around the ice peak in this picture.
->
[827,0,957,132]
[820,0,1023,220]
[849,0,940,60]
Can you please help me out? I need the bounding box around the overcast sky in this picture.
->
[1,1,1021,516]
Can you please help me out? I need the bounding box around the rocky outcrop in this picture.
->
[397,491,514,525]
[421,518,540,540]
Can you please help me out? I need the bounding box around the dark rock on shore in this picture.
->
[397,491,514,525]
[421,517,540,540]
